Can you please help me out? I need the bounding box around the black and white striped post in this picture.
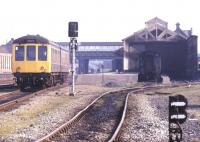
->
[68,22,78,96]
[169,95,188,142]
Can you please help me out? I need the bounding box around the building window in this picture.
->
[15,46,24,61]
[38,46,47,61]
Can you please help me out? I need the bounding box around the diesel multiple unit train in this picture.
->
[12,35,70,90]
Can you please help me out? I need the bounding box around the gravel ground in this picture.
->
[152,85,200,142]
[52,90,129,142]
[118,94,168,142]
[119,84,200,142]
[0,85,112,142]
[2,82,199,142]
[150,95,200,142]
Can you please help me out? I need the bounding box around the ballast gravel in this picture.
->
[118,94,168,142]
[0,85,112,142]
[119,85,200,142]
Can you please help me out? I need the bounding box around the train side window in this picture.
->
[27,46,36,61]
[38,46,47,61]
[15,46,24,61]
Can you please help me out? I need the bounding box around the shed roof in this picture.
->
[123,17,193,43]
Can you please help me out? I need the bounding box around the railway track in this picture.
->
[0,84,67,110]
[0,83,17,90]
[37,85,165,142]
[0,90,20,100]
[0,90,36,110]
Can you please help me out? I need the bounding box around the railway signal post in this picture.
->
[169,95,188,142]
[68,22,78,96]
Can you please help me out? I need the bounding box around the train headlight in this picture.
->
[16,67,21,72]
[40,66,45,72]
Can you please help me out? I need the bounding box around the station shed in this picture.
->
[123,17,198,80]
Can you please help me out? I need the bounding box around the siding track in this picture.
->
[37,85,165,142]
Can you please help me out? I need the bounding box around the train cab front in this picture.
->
[12,35,50,91]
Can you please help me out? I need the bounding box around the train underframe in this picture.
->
[14,72,68,91]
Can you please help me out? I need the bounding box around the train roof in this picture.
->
[13,35,50,44]
[12,35,68,51]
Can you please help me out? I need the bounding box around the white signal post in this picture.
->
[69,38,77,96]
[68,22,78,96]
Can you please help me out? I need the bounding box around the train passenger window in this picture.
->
[15,46,24,61]
[27,46,36,61]
[38,46,47,61]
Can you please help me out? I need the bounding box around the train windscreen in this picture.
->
[15,46,24,61]
[27,46,36,61]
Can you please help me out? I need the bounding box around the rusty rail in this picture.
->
[0,90,20,100]
[0,83,16,90]
[36,89,123,142]
[108,90,131,142]
[36,85,166,142]
[36,82,200,142]
[0,84,67,110]
[108,85,166,142]
[0,92,37,110]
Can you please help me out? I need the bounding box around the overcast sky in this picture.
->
[0,0,199,51]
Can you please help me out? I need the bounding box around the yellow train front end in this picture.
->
[12,44,51,73]
[12,35,51,90]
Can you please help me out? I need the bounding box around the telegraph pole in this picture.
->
[68,22,78,96]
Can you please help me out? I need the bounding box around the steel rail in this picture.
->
[36,88,138,142]
[0,92,37,110]
[0,90,20,100]
[0,84,67,110]
[0,83,16,89]
[107,82,199,142]
[108,90,131,142]
[36,82,199,142]
[36,85,165,142]
[108,86,164,142]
